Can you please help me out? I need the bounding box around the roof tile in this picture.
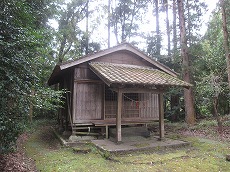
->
[89,62,192,88]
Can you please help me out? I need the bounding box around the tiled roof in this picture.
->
[89,62,192,88]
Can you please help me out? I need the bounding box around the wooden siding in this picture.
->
[74,64,99,80]
[73,67,103,123]
[139,93,159,119]
[91,51,154,68]
[73,82,103,122]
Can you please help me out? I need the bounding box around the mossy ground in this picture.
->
[25,121,230,172]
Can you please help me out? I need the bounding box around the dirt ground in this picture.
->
[0,133,37,172]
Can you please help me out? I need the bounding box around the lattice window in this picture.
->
[122,93,139,118]
[104,87,159,119]
[105,87,117,118]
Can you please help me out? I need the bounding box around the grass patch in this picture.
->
[24,120,230,172]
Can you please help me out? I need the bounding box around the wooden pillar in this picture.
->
[105,125,109,139]
[64,79,69,131]
[72,81,77,123]
[116,89,122,143]
[159,93,165,140]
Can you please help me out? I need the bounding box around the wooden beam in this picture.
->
[116,89,122,143]
[75,79,103,84]
[158,93,165,140]
[103,84,105,120]
[111,87,165,94]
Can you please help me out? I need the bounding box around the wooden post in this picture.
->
[64,79,68,131]
[72,81,77,123]
[159,93,164,140]
[105,125,109,139]
[116,89,122,143]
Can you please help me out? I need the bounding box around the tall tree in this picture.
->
[86,0,89,54]
[163,0,170,56]
[184,0,207,46]
[56,0,88,62]
[186,0,191,46]
[108,0,111,48]
[155,0,161,55]
[110,0,148,43]
[220,0,230,88]
[172,0,177,57]
[195,10,229,130]
[177,0,196,125]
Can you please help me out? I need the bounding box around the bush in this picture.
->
[0,115,23,153]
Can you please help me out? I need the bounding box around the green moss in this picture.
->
[24,124,230,172]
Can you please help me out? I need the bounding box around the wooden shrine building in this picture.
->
[48,43,191,142]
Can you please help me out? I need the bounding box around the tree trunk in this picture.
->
[173,0,177,58]
[212,96,223,134]
[220,0,230,88]
[186,0,191,46]
[121,8,126,42]
[177,0,196,125]
[155,0,161,55]
[108,0,111,48]
[164,0,170,56]
[85,0,89,54]
[171,94,180,121]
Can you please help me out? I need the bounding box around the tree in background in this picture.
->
[110,0,149,44]
[220,0,230,88]
[163,0,170,56]
[154,0,161,55]
[194,8,229,132]
[108,0,111,48]
[56,0,88,62]
[177,0,196,125]
[146,0,162,58]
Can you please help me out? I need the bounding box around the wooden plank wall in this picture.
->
[74,64,99,80]
[92,51,153,68]
[75,83,103,120]
[122,100,139,118]
[139,93,159,119]
[73,65,103,123]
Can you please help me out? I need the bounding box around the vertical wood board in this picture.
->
[73,82,103,122]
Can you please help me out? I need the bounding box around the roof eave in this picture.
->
[47,65,61,86]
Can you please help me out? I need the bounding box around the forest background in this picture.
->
[0,0,229,153]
